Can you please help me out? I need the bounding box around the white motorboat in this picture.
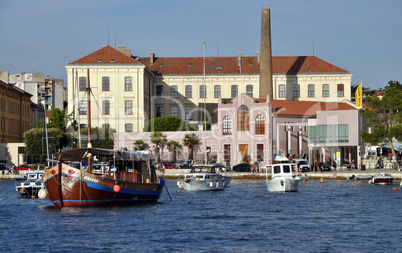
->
[212,164,232,187]
[368,173,393,185]
[177,164,225,191]
[266,163,299,192]
[15,171,45,198]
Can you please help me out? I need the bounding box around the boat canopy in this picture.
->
[53,148,149,162]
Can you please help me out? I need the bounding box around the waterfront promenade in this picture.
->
[157,168,402,181]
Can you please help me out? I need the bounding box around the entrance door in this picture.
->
[239,144,249,163]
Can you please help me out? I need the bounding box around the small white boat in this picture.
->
[15,171,45,198]
[368,173,393,185]
[266,163,299,192]
[212,164,232,187]
[177,164,225,191]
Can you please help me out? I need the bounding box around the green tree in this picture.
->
[151,131,164,162]
[143,116,195,132]
[359,85,402,168]
[166,140,181,162]
[133,139,147,151]
[183,133,199,161]
[80,127,115,149]
[24,128,70,157]
[47,107,68,132]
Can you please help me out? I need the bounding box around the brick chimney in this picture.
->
[259,9,273,100]
[150,52,155,65]
[238,52,242,74]
[118,45,131,57]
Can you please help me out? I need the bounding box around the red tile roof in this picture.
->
[67,46,349,75]
[69,46,141,65]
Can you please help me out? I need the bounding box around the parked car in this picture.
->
[233,163,252,172]
[311,162,331,172]
[161,163,176,169]
[293,159,310,172]
[177,160,195,169]
[0,164,7,170]
[16,164,33,171]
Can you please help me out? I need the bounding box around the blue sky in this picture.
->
[1,0,401,90]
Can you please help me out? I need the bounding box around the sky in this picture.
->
[1,0,401,90]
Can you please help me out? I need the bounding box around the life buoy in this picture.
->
[50,170,56,175]
[68,169,75,174]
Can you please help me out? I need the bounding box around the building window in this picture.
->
[257,144,264,161]
[171,85,178,98]
[156,106,164,117]
[79,77,86,91]
[214,85,221,98]
[200,85,206,98]
[246,85,253,97]
[102,124,110,128]
[322,84,330,97]
[125,123,133,132]
[185,85,192,98]
[255,114,265,135]
[312,124,349,143]
[293,84,300,98]
[185,106,193,120]
[102,77,110,91]
[224,144,231,166]
[156,85,163,98]
[278,85,285,98]
[308,84,315,97]
[238,105,250,131]
[125,100,132,115]
[337,84,344,97]
[79,100,87,115]
[231,85,238,98]
[223,116,232,135]
[171,106,178,117]
[125,77,132,91]
[102,100,110,115]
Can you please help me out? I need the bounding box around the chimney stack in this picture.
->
[259,9,273,100]
[150,52,155,65]
[238,52,242,74]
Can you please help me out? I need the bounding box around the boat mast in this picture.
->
[87,69,92,171]
[203,41,207,165]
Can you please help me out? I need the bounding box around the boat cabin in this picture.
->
[26,171,44,181]
[268,163,295,179]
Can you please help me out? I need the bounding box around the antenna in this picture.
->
[312,39,315,56]
[108,28,110,45]
[217,40,219,57]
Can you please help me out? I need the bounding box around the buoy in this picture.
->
[31,195,35,199]
[38,187,47,199]
[320,178,324,184]
[21,187,25,192]
[302,178,306,183]
[113,184,121,192]
[392,187,400,191]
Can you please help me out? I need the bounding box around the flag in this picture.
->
[355,82,362,108]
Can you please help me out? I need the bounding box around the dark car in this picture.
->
[177,160,194,169]
[317,162,331,172]
[0,164,7,170]
[233,163,252,172]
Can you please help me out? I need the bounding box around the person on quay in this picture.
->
[313,159,321,173]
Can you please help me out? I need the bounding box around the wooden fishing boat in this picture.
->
[41,149,164,206]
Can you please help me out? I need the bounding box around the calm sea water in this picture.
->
[0,178,401,253]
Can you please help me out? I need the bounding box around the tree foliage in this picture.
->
[151,131,164,161]
[47,107,68,132]
[79,127,115,149]
[133,139,147,151]
[143,116,195,132]
[359,84,402,167]
[24,128,70,156]
[183,133,200,160]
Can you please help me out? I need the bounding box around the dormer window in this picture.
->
[110,58,115,62]
[159,64,163,67]
[98,58,102,62]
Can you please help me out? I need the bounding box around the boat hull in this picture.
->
[15,184,43,198]
[177,178,224,191]
[267,178,299,192]
[43,163,164,207]
[370,178,393,185]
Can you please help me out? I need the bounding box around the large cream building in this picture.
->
[66,45,352,133]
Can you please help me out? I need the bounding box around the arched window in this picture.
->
[308,84,315,97]
[231,85,238,98]
[125,77,132,91]
[246,85,253,97]
[223,116,232,135]
[278,85,285,98]
[171,85,178,98]
[293,84,300,98]
[322,84,330,97]
[102,77,110,91]
[238,105,250,131]
[255,115,265,135]
[337,84,344,97]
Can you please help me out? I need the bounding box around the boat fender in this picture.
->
[159,178,165,187]
[113,184,121,192]
[216,181,219,188]
[38,187,47,199]
[320,178,324,183]
[210,181,213,188]
[21,187,25,192]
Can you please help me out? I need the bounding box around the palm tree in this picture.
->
[166,140,181,162]
[133,139,147,151]
[151,131,164,162]
[183,133,199,161]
